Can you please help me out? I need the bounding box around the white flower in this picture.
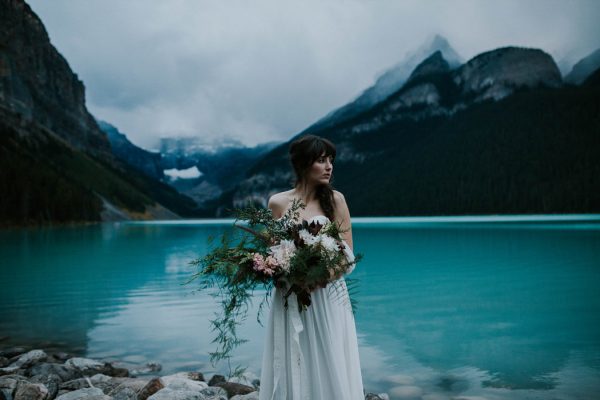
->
[268,239,296,272]
[298,229,318,246]
[318,235,339,253]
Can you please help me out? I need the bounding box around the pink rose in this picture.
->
[252,253,266,272]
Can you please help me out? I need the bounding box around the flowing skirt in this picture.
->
[259,278,364,400]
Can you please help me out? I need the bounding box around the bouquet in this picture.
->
[185,199,361,372]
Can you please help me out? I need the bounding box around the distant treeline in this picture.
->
[0,111,200,227]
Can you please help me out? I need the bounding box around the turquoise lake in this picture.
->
[1,215,600,399]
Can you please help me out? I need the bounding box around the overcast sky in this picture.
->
[28,0,600,150]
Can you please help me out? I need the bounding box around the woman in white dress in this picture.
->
[259,134,365,400]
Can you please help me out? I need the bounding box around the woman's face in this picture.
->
[306,152,333,185]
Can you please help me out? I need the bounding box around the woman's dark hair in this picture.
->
[288,134,337,221]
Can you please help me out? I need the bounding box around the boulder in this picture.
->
[147,387,205,400]
[198,387,227,400]
[55,387,105,400]
[138,377,164,400]
[213,382,254,397]
[30,373,61,399]
[0,374,29,398]
[64,358,128,378]
[6,350,47,370]
[111,386,137,400]
[160,374,207,392]
[230,392,259,400]
[28,362,80,382]
[13,382,48,400]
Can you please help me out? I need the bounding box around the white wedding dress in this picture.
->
[259,215,364,400]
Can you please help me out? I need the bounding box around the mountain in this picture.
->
[98,120,164,181]
[302,34,463,135]
[207,46,599,217]
[319,47,561,138]
[158,137,280,210]
[0,0,200,226]
[0,0,110,156]
[565,48,600,85]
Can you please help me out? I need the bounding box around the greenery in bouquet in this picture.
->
[184,199,362,375]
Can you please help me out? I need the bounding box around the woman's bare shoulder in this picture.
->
[332,189,347,204]
[268,189,293,204]
[267,189,293,217]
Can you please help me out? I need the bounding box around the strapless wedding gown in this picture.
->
[259,215,364,400]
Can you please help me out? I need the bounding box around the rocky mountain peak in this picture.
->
[454,46,562,101]
[0,0,110,155]
[300,34,463,135]
[406,51,450,83]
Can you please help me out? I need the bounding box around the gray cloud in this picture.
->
[28,0,600,149]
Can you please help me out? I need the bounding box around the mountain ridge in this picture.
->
[209,46,597,217]
[301,34,464,136]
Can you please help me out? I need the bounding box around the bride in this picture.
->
[259,134,365,399]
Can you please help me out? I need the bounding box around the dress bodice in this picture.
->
[276,214,330,224]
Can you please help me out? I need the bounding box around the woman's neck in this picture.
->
[293,183,317,205]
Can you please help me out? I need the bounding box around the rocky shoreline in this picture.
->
[0,344,389,400]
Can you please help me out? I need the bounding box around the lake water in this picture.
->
[1,215,600,399]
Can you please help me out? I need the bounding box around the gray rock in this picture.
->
[0,367,26,377]
[103,377,150,396]
[14,382,48,400]
[64,358,128,378]
[82,396,112,400]
[0,366,20,375]
[88,374,113,385]
[147,387,205,400]
[230,392,259,400]
[162,372,203,382]
[199,386,227,399]
[160,374,207,392]
[104,365,128,378]
[0,358,8,368]
[64,358,104,375]
[227,372,259,388]
[59,377,93,391]
[30,373,61,399]
[213,382,254,397]
[28,362,80,382]
[365,394,389,400]
[0,374,30,398]
[59,374,140,395]
[6,351,47,371]
[55,387,105,400]
[111,386,137,400]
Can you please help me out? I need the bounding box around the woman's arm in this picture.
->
[267,194,284,219]
[333,191,353,253]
